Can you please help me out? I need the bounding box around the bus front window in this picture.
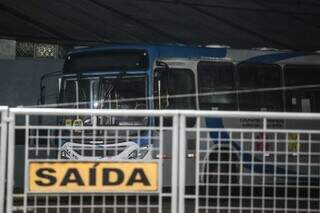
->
[61,78,99,109]
[61,76,147,126]
[100,76,147,125]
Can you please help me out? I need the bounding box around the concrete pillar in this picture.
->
[0,39,16,59]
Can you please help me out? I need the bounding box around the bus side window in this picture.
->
[284,65,320,112]
[154,68,196,126]
[197,61,236,110]
[238,63,283,112]
[154,68,196,110]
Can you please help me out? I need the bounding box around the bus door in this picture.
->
[154,66,197,186]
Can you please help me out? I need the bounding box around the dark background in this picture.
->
[1,0,320,51]
[1,0,320,107]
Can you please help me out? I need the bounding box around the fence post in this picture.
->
[6,110,15,213]
[178,115,186,213]
[0,107,8,213]
[171,114,180,213]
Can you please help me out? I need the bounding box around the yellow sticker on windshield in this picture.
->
[288,133,298,152]
[73,119,83,127]
[65,119,73,126]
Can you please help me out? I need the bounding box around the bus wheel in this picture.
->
[203,150,240,197]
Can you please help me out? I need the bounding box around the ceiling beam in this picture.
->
[136,0,320,16]
[88,0,187,43]
[0,2,73,41]
[187,5,296,50]
[61,0,145,42]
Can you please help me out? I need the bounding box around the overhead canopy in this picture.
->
[1,0,320,51]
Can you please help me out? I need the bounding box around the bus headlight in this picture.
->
[128,150,138,159]
[60,150,72,159]
[60,150,67,158]
[128,145,151,159]
[138,145,151,159]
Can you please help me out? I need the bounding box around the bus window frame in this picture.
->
[197,60,237,111]
[236,63,284,112]
[154,67,196,110]
[154,67,196,127]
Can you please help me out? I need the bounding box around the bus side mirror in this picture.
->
[39,71,62,105]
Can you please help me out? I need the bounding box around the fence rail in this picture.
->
[0,106,8,213]
[0,107,319,212]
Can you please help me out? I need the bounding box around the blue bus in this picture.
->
[39,44,320,189]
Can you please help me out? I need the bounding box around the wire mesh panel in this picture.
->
[16,42,34,58]
[0,106,8,213]
[180,112,320,213]
[6,108,179,213]
[34,43,57,58]
[15,41,72,59]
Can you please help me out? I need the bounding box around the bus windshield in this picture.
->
[100,76,147,126]
[61,75,148,126]
[100,76,147,110]
[62,78,99,108]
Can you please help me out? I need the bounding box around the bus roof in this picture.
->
[66,43,320,66]
[67,43,228,59]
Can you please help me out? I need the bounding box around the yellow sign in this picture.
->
[29,162,158,193]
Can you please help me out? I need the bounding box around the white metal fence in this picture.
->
[1,108,320,213]
[0,106,8,213]
[179,111,320,213]
[6,108,179,213]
